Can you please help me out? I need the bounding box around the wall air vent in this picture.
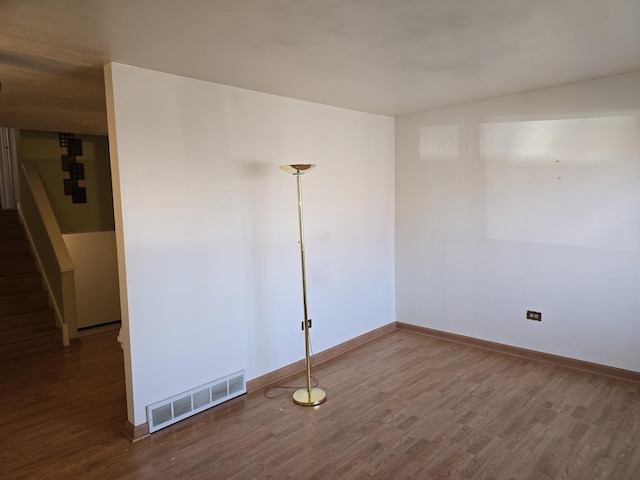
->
[146,370,246,433]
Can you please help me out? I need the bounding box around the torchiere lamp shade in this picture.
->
[279,164,316,175]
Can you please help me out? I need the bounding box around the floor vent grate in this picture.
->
[146,370,246,433]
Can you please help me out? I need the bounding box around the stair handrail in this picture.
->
[18,161,77,345]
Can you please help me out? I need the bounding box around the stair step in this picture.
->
[0,272,42,295]
[0,290,49,317]
[0,210,20,225]
[0,213,62,358]
[0,310,57,345]
[0,240,31,258]
[0,224,26,241]
[0,256,36,275]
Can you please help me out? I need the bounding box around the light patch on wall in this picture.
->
[420,125,459,161]
[482,114,640,252]
[481,116,639,162]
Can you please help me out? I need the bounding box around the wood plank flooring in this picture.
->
[1,328,639,479]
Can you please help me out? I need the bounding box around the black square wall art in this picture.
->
[71,187,87,204]
[59,132,74,147]
[60,133,88,204]
[61,155,76,171]
[64,179,78,196]
[67,138,83,156]
[69,162,85,180]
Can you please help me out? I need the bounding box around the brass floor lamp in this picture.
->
[280,164,327,406]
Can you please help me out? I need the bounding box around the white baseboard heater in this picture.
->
[146,370,246,433]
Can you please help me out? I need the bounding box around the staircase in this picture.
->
[0,209,60,358]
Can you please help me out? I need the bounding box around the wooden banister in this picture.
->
[18,162,77,345]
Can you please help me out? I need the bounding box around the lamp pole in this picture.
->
[280,164,326,406]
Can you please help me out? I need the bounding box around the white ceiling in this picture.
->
[1,0,639,135]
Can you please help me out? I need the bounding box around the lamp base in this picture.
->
[293,387,326,406]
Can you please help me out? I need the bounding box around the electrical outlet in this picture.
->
[526,310,542,321]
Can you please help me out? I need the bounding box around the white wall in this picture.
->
[396,72,640,372]
[104,63,395,426]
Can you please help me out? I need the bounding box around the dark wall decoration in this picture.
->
[67,138,83,156]
[69,162,85,180]
[59,132,87,204]
[58,132,74,147]
[63,178,78,195]
[61,154,75,171]
[71,187,87,204]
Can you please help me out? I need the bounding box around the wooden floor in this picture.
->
[2,329,639,479]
